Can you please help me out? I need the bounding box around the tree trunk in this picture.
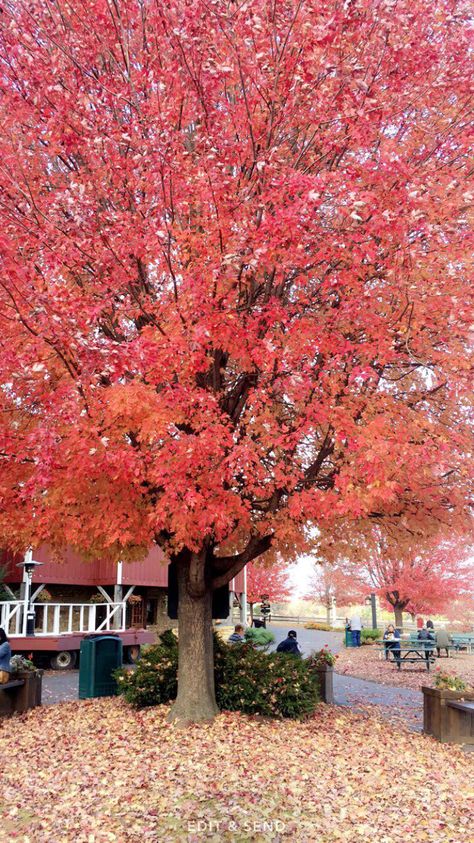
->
[394,605,404,629]
[249,602,254,623]
[168,556,218,725]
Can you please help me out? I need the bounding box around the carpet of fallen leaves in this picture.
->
[1,699,473,843]
[336,647,474,691]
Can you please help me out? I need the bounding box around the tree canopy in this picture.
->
[0,0,471,569]
[0,0,472,719]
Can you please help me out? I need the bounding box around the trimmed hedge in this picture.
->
[116,629,319,718]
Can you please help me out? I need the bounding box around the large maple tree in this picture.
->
[0,0,472,721]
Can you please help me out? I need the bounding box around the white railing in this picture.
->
[0,601,127,637]
[0,601,23,636]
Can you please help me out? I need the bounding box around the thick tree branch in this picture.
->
[211,533,274,589]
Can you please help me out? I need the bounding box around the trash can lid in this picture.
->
[82,633,121,640]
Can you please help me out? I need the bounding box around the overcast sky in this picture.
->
[289,555,315,599]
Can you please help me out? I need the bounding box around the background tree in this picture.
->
[246,559,293,623]
[0,0,472,721]
[314,527,473,627]
[306,562,365,624]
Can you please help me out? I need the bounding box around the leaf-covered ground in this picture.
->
[1,699,473,842]
[336,647,474,691]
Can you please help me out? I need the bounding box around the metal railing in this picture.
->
[0,600,127,636]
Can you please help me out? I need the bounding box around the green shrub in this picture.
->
[215,644,319,718]
[115,630,178,707]
[244,627,275,649]
[116,629,319,718]
[361,629,382,643]
[433,671,468,692]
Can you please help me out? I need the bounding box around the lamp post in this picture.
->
[17,551,43,636]
[365,593,378,630]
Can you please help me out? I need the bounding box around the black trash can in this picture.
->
[79,634,123,699]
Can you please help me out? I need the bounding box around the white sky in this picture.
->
[289,555,315,599]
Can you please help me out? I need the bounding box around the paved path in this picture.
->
[267,623,423,730]
[42,622,423,730]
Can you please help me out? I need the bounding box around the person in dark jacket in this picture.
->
[417,626,435,642]
[383,624,401,661]
[276,630,302,657]
[0,628,12,684]
[417,626,435,664]
[426,619,434,631]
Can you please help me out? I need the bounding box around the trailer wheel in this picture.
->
[50,650,77,670]
[124,645,141,664]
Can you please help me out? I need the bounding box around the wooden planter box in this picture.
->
[312,665,334,704]
[422,686,474,745]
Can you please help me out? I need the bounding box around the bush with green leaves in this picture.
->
[306,647,337,668]
[361,629,382,643]
[115,630,178,707]
[215,641,319,718]
[243,627,275,649]
[116,629,319,718]
[433,670,469,692]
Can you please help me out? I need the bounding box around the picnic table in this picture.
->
[451,634,474,654]
[377,645,436,671]
[407,634,455,658]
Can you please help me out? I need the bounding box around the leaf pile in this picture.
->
[1,699,473,842]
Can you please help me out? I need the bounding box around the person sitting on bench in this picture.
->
[228,624,246,644]
[383,624,401,660]
[417,626,435,662]
[435,627,452,658]
[0,628,12,684]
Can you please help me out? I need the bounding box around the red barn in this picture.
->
[1,546,245,668]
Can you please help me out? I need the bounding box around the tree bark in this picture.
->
[249,602,254,623]
[394,605,404,629]
[168,555,218,725]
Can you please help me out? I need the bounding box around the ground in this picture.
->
[335,645,474,691]
[41,623,425,731]
[1,698,473,842]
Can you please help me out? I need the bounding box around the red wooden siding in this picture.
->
[120,545,168,586]
[2,544,245,591]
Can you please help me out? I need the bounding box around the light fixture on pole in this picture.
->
[365,593,377,630]
[17,552,43,636]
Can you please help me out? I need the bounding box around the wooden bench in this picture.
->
[451,636,474,654]
[0,679,25,691]
[445,700,474,745]
[0,673,42,716]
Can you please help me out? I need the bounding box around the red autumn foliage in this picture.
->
[315,527,473,626]
[306,562,366,610]
[0,0,472,720]
[246,559,293,617]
